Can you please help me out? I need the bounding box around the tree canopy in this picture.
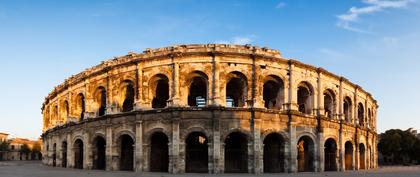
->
[378,129,420,165]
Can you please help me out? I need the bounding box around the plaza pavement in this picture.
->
[1,161,420,177]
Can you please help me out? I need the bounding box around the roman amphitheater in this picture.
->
[41,44,378,174]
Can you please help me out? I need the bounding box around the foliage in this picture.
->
[378,129,420,165]
[19,143,31,154]
[0,140,10,151]
[31,142,41,154]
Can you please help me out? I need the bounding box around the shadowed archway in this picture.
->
[185,132,208,173]
[324,138,337,171]
[225,132,248,173]
[92,136,106,170]
[297,136,315,172]
[74,139,84,169]
[263,133,285,173]
[150,132,169,172]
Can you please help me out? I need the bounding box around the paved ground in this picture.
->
[1,161,420,177]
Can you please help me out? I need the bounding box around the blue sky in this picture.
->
[0,0,419,139]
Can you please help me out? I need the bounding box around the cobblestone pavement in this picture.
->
[1,161,420,177]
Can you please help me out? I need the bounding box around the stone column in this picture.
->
[105,127,113,171]
[84,80,95,119]
[211,110,221,174]
[288,123,297,172]
[170,116,180,173]
[170,61,182,107]
[317,71,324,116]
[318,133,324,172]
[253,117,262,174]
[211,54,222,106]
[66,133,72,168]
[135,63,147,110]
[84,133,92,169]
[287,61,298,111]
[353,88,358,125]
[135,120,143,172]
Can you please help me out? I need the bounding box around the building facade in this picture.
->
[41,44,378,173]
[0,133,42,161]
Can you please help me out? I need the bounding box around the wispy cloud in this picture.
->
[336,0,415,33]
[276,2,287,9]
[216,35,257,45]
[319,48,345,58]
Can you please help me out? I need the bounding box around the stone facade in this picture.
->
[41,44,378,173]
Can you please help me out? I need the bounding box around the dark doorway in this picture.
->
[297,83,312,114]
[324,138,337,171]
[93,136,106,170]
[77,94,85,120]
[122,81,135,112]
[297,136,315,172]
[359,143,366,170]
[345,141,353,170]
[263,133,285,173]
[74,139,84,169]
[52,143,57,167]
[188,76,207,107]
[343,97,352,123]
[358,103,365,126]
[225,132,248,173]
[323,90,335,119]
[61,141,67,168]
[263,75,284,110]
[97,87,107,116]
[119,135,134,171]
[186,132,208,173]
[226,72,247,107]
[150,132,169,172]
[152,78,169,108]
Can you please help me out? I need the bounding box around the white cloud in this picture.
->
[276,2,287,9]
[216,35,257,45]
[336,0,414,33]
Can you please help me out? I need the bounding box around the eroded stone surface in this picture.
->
[41,44,378,174]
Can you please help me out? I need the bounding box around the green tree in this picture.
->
[378,129,420,165]
[0,140,10,161]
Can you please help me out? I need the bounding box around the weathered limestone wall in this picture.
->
[41,44,378,174]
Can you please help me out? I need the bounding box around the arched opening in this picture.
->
[92,136,106,170]
[226,72,247,108]
[345,141,353,170]
[52,105,58,125]
[63,100,69,120]
[119,135,134,171]
[77,94,85,121]
[44,107,50,128]
[343,97,352,123]
[52,143,57,167]
[263,133,285,173]
[151,75,169,109]
[74,139,84,169]
[323,90,336,119]
[96,87,107,116]
[359,143,366,170]
[185,132,208,173]
[188,72,208,107]
[297,136,315,172]
[324,138,337,171]
[297,82,313,114]
[150,132,169,172]
[225,132,248,173]
[122,81,135,112]
[358,103,365,126]
[263,75,284,110]
[61,141,67,168]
